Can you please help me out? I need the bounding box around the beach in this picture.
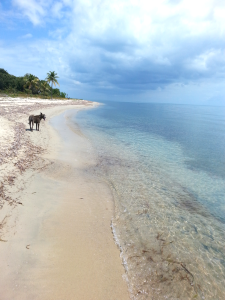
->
[0,97,129,300]
[1,98,225,300]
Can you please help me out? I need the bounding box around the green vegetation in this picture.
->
[46,71,59,99]
[40,81,50,97]
[0,68,68,99]
[24,74,39,94]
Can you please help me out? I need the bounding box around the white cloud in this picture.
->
[12,0,72,24]
[12,0,48,25]
[52,2,63,18]
[73,80,82,85]
[1,0,225,103]
[21,33,33,38]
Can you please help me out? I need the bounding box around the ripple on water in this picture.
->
[84,147,225,300]
[75,103,225,300]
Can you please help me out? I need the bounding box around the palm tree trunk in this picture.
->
[51,82,53,99]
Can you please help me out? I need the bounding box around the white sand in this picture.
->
[0,97,129,299]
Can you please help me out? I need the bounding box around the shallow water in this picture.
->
[74,102,225,299]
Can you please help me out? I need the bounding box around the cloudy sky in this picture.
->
[0,0,224,104]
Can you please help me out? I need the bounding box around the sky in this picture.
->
[0,0,224,104]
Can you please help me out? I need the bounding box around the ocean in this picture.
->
[74,102,225,300]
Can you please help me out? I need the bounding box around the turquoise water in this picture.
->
[75,102,225,299]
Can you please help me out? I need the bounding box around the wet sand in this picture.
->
[0,105,129,299]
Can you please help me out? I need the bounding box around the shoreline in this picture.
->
[0,98,129,299]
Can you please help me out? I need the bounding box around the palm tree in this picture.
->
[40,81,50,98]
[46,71,59,99]
[23,74,39,95]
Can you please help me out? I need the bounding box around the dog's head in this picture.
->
[40,112,46,120]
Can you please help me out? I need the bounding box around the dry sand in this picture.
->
[0,97,129,299]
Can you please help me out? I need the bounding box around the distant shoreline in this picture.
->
[0,92,84,101]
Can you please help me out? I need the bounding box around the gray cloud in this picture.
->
[1,0,225,103]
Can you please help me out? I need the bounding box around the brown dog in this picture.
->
[28,112,46,131]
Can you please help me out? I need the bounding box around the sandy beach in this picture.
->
[0,97,129,300]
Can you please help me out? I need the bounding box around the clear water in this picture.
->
[75,102,225,299]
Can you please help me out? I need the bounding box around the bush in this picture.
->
[60,92,66,98]
[0,69,69,98]
[52,88,60,97]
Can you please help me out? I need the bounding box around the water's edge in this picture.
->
[73,103,225,300]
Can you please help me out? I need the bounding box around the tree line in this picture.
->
[0,69,67,98]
